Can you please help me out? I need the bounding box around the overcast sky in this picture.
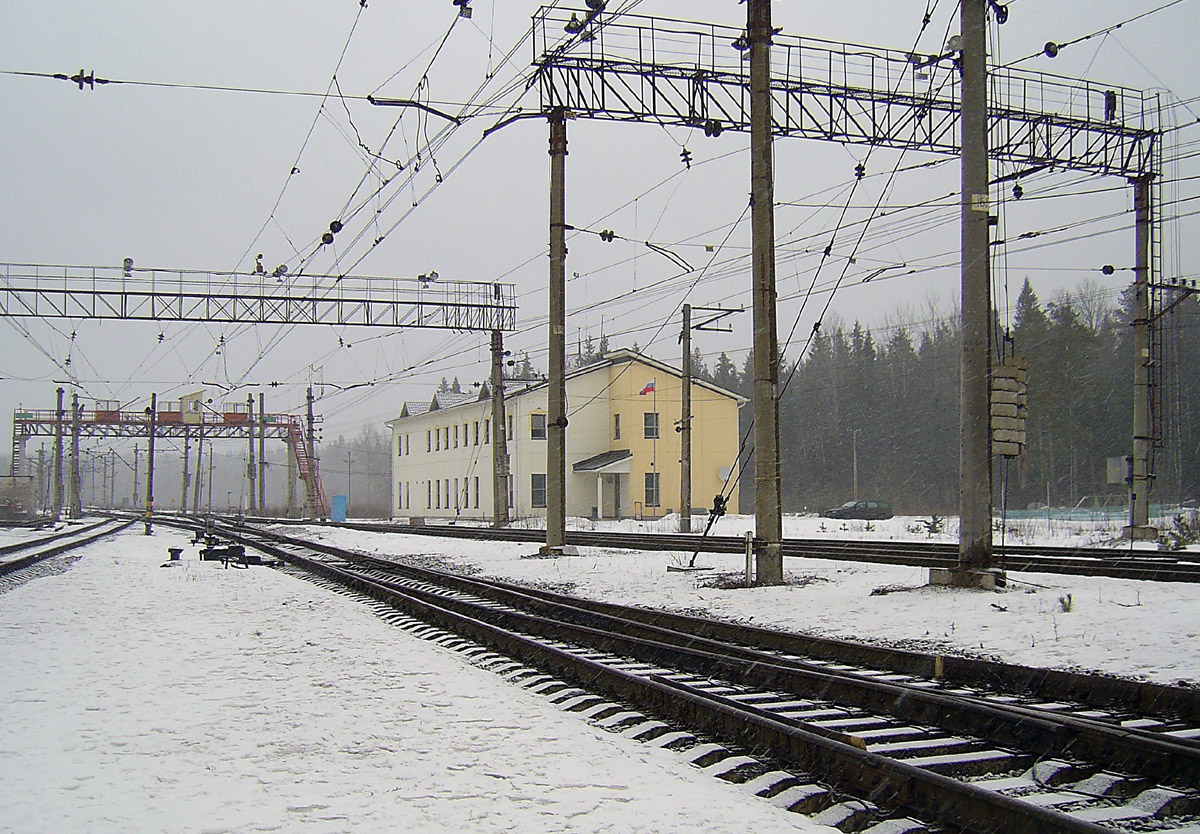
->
[2,0,1197,448]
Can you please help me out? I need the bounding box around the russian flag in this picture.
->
[639,380,656,395]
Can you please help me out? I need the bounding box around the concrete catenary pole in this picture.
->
[246,393,257,514]
[680,304,693,533]
[144,393,157,535]
[1126,176,1158,539]
[52,387,64,521]
[955,0,994,581]
[37,447,46,514]
[286,442,297,518]
[192,426,204,514]
[749,0,783,584]
[491,329,511,527]
[180,427,191,515]
[258,391,266,513]
[306,386,317,519]
[543,107,569,554]
[69,393,82,518]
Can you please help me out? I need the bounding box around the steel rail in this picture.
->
[248,515,1200,582]
[259,530,1200,787]
[241,533,1112,834]
[0,518,136,576]
[0,518,115,556]
[207,520,1200,785]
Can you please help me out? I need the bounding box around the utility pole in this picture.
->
[132,444,139,509]
[145,393,157,535]
[246,393,257,514]
[52,386,64,521]
[258,391,267,514]
[958,0,993,581]
[109,449,116,508]
[69,393,82,518]
[180,427,191,515]
[749,0,783,584]
[101,449,109,508]
[490,329,511,527]
[543,106,568,555]
[680,304,693,533]
[345,449,353,511]
[1126,175,1158,540]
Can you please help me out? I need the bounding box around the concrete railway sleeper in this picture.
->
[247,513,1200,583]
[222,520,1200,784]
[274,560,930,834]
[172,519,1200,834]
[257,521,1200,730]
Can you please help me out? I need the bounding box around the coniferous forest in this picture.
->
[701,281,1200,515]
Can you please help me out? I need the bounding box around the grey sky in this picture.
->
[2,1,1196,444]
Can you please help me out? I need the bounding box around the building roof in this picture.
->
[430,391,478,410]
[572,449,633,472]
[386,348,744,426]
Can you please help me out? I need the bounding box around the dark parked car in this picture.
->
[819,500,894,520]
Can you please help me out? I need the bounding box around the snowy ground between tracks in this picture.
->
[292,511,1200,688]
[0,529,834,834]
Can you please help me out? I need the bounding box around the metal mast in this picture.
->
[1127,176,1158,540]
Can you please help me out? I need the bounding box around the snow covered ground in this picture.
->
[0,528,834,834]
[1,511,1196,833]
[296,511,1200,687]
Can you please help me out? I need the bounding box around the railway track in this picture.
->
[249,515,1200,583]
[0,517,135,587]
[177,517,1200,834]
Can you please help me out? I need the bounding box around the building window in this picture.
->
[454,425,459,448]
[473,476,479,508]
[427,430,432,452]
[444,427,450,449]
[454,478,460,510]
[643,412,659,439]
[530,413,547,440]
[397,437,403,457]
[531,473,547,508]
[507,414,514,439]
[645,471,660,507]
[473,421,479,445]
[427,481,432,509]
[405,435,410,455]
[507,474,514,509]
[614,413,621,440]
[398,482,403,509]
[435,429,441,451]
[484,419,490,444]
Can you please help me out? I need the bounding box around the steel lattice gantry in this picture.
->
[529,6,1167,562]
[12,408,299,441]
[0,265,517,331]
[532,9,1159,179]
